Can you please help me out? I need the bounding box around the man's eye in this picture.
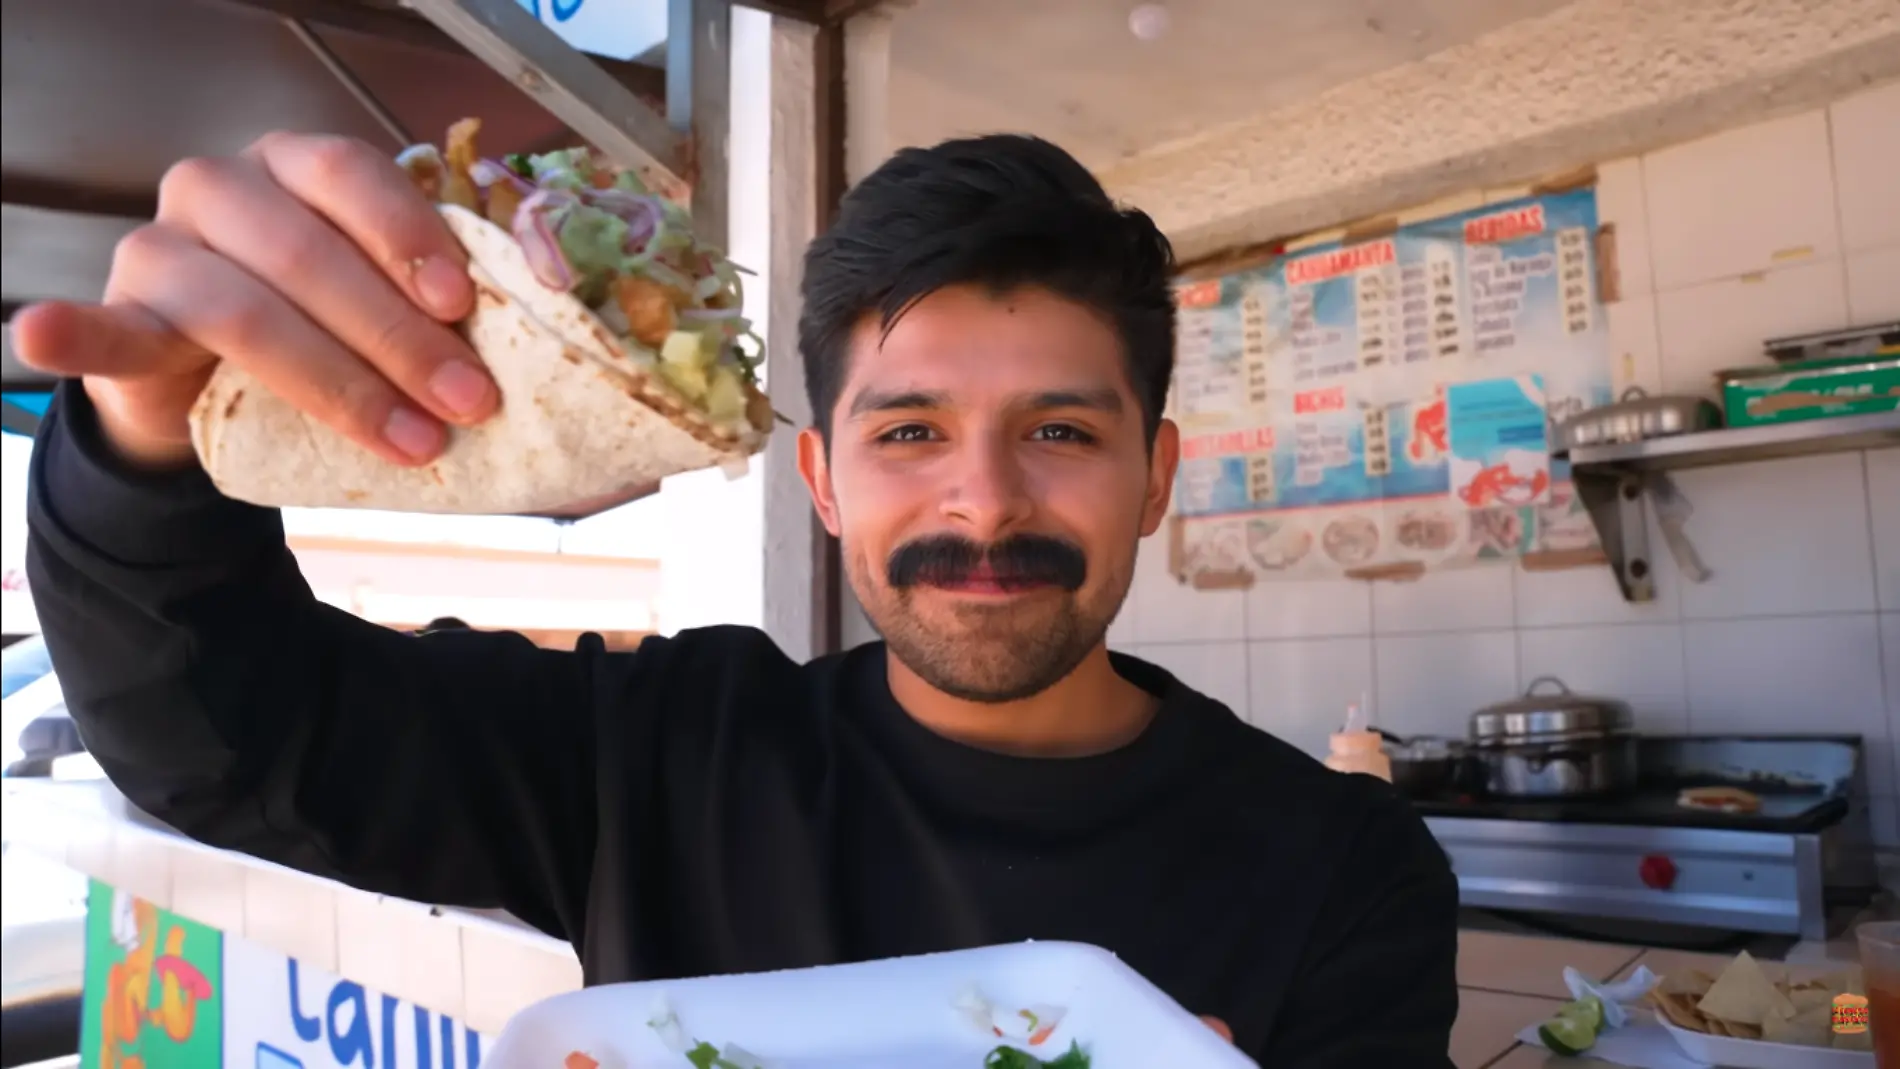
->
[877,424,936,443]
[1031,424,1097,444]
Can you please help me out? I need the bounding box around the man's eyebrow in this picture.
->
[1030,388,1123,415]
[846,387,1125,420]
[847,389,949,419]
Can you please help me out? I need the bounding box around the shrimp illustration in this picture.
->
[1458,465,1549,508]
[1408,397,1449,464]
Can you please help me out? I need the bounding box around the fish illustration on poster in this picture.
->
[1169,188,1612,581]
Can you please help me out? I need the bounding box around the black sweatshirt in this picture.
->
[25,382,1459,1065]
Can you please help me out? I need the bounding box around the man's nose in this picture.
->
[937,437,1033,539]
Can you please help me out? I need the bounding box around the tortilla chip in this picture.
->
[1787,985,1834,1012]
[1819,967,1865,997]
[1656,994,1717,1032]
[1698,951,1796,1026]
[1661,968,1717,997]
[1722,1019,1763,1040]
[1762,1004,1834,1048]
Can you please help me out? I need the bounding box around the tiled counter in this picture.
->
[1,777,584,1034]
[1452,930,1875,1068]
[1452,930,1646,1068]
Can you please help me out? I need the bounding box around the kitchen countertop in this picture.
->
[1452,924,1880,1068]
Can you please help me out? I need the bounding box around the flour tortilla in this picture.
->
[189,205,771,515]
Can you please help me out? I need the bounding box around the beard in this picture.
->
[846,534,1129,704]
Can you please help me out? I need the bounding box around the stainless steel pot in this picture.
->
[1468,676,1638,798]
[1555,386,1721,450]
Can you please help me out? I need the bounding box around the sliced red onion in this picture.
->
[586,188,664,252]
[512,191,576,292]
[469,158,532,193]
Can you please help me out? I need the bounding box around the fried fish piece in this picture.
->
[612,276,684,348]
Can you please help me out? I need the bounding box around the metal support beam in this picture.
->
[0,178,155,223]
[400,0,688,191]
[282,18,414,148]
[761,14,849,659]
[668,0,733,252]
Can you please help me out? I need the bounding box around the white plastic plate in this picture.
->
[1658,1015,1873,1068]
[484,941,1260,1069]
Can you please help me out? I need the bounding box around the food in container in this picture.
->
[1467,677,1636,798]
[482,942,1257,1069]
[1645,950,1876,1066]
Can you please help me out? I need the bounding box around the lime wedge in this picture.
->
[1539,1014,1598,1057]
[1557,994,1605,1033]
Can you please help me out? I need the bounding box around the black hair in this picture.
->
[798,134,1177,444]
[422,617,471,633]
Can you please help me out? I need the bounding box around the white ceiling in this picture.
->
[884,0,1582,170]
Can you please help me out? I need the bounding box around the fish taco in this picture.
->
[189,118,775,515]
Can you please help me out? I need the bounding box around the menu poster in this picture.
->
[1169,189,1611,583]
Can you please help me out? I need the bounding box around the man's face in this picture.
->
[797,284,1177,703]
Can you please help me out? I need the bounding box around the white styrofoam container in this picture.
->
[484,941,1259,1069]
[1658,1015,1874,1068]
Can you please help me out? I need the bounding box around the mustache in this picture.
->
[887,534,1088,592]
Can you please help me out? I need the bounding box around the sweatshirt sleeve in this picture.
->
[1258,792,1461,1068]
[24,380,609,943]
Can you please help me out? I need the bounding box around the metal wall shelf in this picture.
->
[1562,410,1900,474]
[1557,411,1900,604]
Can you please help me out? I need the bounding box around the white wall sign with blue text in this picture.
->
[513,0,667,62]
[224,934,496,1069]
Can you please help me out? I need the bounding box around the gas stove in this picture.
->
[1414,736,1879,941]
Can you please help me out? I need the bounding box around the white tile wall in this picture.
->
[1643,110,1840,290]
[245,864,340,971]
[1670,454,1878,620]
[1125,88,1900,848]
[1373,631,1520,740]
[459,922,584,1034]
[1653,261,1852,399]
[1517,625,1689,734]
[1829,80,1900,254]
[1846,244,1900,324]
[1869,449,1900,611]
[1683,616,1891,795]
[1246,638,1374,757]
[1605,296,1663,396]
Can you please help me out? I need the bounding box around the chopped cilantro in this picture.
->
[502,153,534,178]
[984,1041,1091,1068]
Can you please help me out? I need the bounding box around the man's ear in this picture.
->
[1140,418,1179,537]
[797,427,842,537]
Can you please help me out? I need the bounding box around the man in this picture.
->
[13,131,1458,1063]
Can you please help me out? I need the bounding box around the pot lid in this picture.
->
[1470,676,1633,743]
[1558,386,1712,425]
